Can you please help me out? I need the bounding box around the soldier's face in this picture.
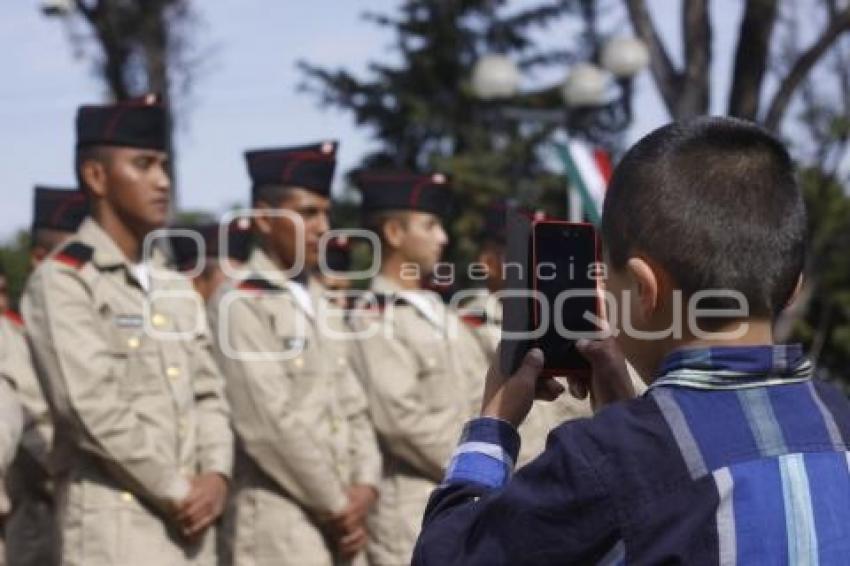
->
[394,212,448,274]
[88,147,171,233]
[265,188,331,270]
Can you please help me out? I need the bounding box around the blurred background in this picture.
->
[1,0,849,381]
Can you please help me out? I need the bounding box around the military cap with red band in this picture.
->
[354,170,452,216]
[244,140,338,199]
[76,93,166,151]
[32,186,89,234]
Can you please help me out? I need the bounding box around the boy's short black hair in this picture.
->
[601,116,807,318]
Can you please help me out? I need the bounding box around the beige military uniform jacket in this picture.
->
[22,218,233,566]
[0,309,58,566]
[0,313,25,566]
[207,248,381,566]
[346,275,488,566]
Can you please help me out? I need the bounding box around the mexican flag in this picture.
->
[553,140,613,225]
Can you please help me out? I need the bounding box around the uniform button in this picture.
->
[166,366,181,379]
[426,357,437,368]
[337,357,346,367]
[293,357,304,369]
[127,336,140,349]
[121,492,134,503]
[151,313,168,328]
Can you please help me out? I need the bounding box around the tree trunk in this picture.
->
[727,0,778,120]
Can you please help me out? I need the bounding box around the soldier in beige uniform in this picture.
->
[0,311,25,566]
[167,219,252,303]
[208,141,381,566]
[3,186,90,566]
[22,97,232,566]
[346,171,489,565]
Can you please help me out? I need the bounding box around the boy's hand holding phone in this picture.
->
[568,336,637,412]
[481,337,637,428]
[481,347,565,428]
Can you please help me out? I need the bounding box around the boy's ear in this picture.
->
[625,256,664,322]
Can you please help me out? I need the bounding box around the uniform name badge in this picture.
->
[114,314,144,328]
[282,336,308,352]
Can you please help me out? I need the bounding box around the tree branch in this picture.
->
[677,0,711,118]
[727,0,778,120]
[624,0,681,118]
[764,7,850,130]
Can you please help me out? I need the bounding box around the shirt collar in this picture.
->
[370,274,445,329]
[77,217,130,269]
[76,218,171,291]
[246,248,315,319]
[246,248,290,287]
[649,344,813,391]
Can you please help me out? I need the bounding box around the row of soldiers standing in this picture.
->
[0,95,593,565]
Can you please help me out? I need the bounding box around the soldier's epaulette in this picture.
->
[53,242,93,270]
[460,310,488,328]
[238,277,284,292]
[3,309,24,328]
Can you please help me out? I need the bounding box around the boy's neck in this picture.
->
[642,318,774,382]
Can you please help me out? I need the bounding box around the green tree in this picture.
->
[0,231,33,310]
[44,0,208,205]
[299,0,628,268]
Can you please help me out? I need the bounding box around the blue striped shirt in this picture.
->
[413,344,850,565]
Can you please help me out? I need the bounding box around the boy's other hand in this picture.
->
[568,338,636,411]
[481,347,565,428]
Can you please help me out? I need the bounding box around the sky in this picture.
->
[0,0,749,241]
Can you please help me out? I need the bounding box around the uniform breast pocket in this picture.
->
[417,352,455,410]
[108,332,164,397]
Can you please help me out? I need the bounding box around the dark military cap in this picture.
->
[32,186,89,233]
[324,235,352,272]
[76,94,167,151]
[169,218,252,271]
[354,170,452,216]
[245,141,338,199]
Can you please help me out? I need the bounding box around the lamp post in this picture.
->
[471,36,649,221]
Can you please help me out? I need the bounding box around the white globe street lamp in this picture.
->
[601,36,650,78]
[561,62,611,108]
[471,54,521,100]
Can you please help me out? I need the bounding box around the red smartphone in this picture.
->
[531,220,602,378]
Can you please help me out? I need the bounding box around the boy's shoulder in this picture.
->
[547,391,698,494]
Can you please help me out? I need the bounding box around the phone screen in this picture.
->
[532,221,599,375]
